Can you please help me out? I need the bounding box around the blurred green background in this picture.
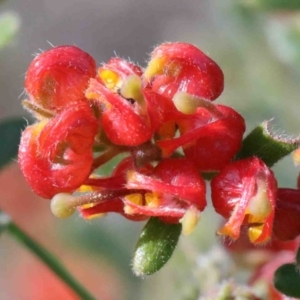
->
[0,0,300,299]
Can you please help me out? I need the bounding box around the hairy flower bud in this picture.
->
[158,105,245,172]
[18,102,98,198]
[143,42,224,101]
[25,45,96,112]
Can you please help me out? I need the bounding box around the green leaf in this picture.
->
[236,121,299,167]
[0,12,20,49]
[132,217,182,276]
[274,263,300,298]
[240,0,300,10]
[0,118,27,169]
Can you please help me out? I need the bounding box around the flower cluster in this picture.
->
[18,42,300,245]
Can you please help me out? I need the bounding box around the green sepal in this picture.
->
[132,217,182,276]
[0,118,28,169]
[236,120,299,167]
[273,263,300,298]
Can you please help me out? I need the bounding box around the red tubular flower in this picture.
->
[86,57,180,146]
[79,157,153,221]
[211,157,277,244]
[86,79,153,146]
[25,45,96,112]
[18,102,99,198]
[125,158,206,231]
[79,158,206,233]
[273,188,300,241]
[143,42,224,101]
[157,104,245,172]
[86,76,175,146]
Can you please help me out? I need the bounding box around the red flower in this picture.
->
[211,157,277,244]
[157,103,245,172]
[124,158,206,232]
[18,102,99,198]
[79,158,206,234]
[143,42,224,101]
[86,78,155,146]
[25,45,96,113]
[86,58,175,146]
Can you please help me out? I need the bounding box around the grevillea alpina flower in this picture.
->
[143,42,224,101]
[157,100,246,172]
[60,157,152,221]
[86,63,175,146]
[273,188,300,241]
[211,157,277,244]
[79,158,206,234]
[18,102,99,198]
[25,45,96,113]
[124,158,206,234]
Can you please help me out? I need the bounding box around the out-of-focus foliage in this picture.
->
[265,14,300,69]
[0,116,26,170]
[0,11,19,49]
[239,0,300,10]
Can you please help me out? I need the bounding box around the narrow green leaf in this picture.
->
[0,118,27,169]
[236,121,299,167]
[0,12,20,49]
[132,217,182,276]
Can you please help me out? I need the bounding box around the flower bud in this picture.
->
[25,45,96,112]
[18,102,98,198]
[143,42,224,101]
[157,105,245,172]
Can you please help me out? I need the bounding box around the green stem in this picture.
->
[6,222,97,300]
